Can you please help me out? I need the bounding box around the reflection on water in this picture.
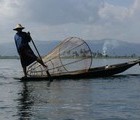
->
[17,82,34,120]
[16,80,95,120]
[0,59,140,120]
[16,75,140,120]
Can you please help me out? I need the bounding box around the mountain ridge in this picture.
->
[0,39,140,56]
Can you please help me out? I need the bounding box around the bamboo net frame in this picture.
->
[27,37,92,77]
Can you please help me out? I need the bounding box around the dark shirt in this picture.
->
[14,31,31,53]
[14,31,37,67]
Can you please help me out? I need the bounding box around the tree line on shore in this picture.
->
[0,51,139,59]
[92,52,139,58]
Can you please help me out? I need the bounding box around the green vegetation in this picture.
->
[92,52,140,59]
[0,52,139,59]
[61,48,140,59]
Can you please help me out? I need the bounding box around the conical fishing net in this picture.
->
[27,37,92,77]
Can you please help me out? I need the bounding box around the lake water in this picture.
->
[0,59,140,120]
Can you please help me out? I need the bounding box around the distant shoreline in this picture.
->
[0,56,19,59]
[92,56,140,59]
[0,56,139,59]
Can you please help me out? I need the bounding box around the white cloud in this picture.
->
[0,0,140,43]
[21,0,101,25]
[99,2,132,22]
[0,0,17,17]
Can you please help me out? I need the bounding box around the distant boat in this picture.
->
[21,37,140,81]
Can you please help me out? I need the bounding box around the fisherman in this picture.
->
[13,24,48,77]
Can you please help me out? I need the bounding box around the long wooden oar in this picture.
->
[30,36,53,82]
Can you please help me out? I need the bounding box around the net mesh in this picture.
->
[27,37,92,77]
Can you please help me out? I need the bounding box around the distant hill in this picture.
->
[0,41,60,56]
[87,39,140,56]
[0,39,140,56]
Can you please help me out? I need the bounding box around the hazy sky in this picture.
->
[0,0,140,43]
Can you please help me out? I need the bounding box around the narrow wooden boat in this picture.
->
[21,59,140,81]
[19,37,140,81]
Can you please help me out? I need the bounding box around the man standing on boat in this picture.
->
[13,24,48,77]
